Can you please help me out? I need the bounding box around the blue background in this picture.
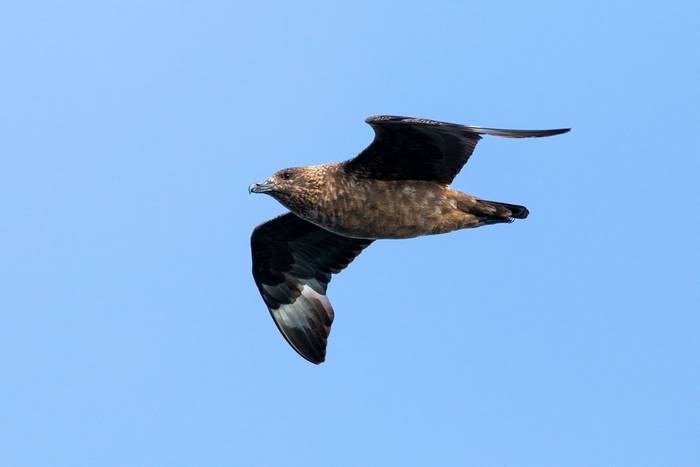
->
[2,1,698,466]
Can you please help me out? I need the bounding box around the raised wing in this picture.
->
[251,213,372,364]
[343,115,570,184]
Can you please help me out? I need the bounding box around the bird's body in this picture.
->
[261,163,527,239]
[317,176,451,239]
[248,115,570,364]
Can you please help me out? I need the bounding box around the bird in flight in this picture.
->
[249,115,569,364]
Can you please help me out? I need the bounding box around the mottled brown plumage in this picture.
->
[249,115,569,364]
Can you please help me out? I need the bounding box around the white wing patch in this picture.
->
[270,284,334,330]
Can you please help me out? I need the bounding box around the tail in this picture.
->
[476,198,529,220]
[455,196,529,226]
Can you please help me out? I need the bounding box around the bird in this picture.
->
[249,115,570,364]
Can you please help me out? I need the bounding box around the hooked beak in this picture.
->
[248,180,275,194]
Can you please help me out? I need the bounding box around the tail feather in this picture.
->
[453,194,529,227]
[477,199,529,219]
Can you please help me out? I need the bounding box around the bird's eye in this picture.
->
[281,171,294,180]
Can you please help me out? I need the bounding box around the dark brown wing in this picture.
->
[251,213,372,364]
[342,115,570,184]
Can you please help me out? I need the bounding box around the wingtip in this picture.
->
[471,126,572,138]
[365,116,572,137]
[532,127,570,137]
[288,340,327,365]
[300,345,326,365]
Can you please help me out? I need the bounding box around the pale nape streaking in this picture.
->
[249,115,570,364]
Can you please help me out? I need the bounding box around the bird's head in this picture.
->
[249,166,326,212]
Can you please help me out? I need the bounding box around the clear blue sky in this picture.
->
[2,1,698,466]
